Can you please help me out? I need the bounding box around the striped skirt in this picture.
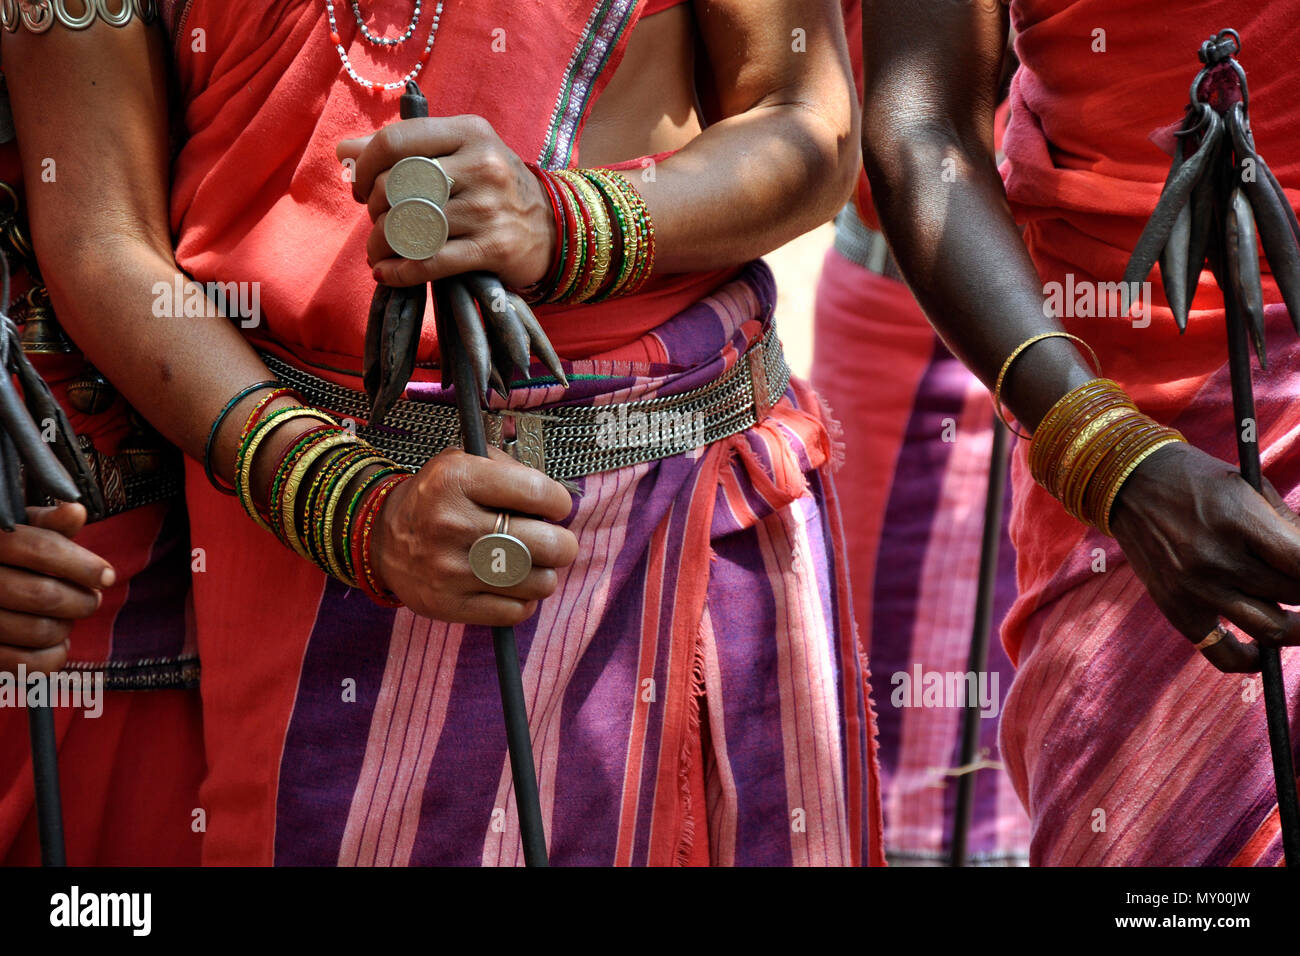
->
[188,261,884,866]
[813,243,1030,864]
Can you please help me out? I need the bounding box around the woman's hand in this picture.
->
[369,447,578,625]
[1109,441,1300,673]
[338,116,556,290]
[0,502,114,676]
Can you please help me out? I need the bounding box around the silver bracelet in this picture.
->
[1,0,158,33]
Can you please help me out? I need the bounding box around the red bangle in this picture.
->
[551,173,585,301]
[524,164,565,300]
[353,472,408,607]
[240,387,297,442]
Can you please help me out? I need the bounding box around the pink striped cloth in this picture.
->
[814,244,1029,864]
[187,262,884,865]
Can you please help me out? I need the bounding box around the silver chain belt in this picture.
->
[260,326,790,481]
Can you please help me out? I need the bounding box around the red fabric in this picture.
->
[999,1,1300,664]
[168,0,735,370]
[1,691,204,866]
[0,147,204,866]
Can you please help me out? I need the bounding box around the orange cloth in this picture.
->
[167,0,735,374]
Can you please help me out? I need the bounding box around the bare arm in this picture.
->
[3,22,279,483]
[861,0,1092,429]
[862,0,1300,670]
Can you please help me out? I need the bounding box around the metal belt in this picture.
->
[833,203,905,283]
[76,435,184,519]
[261,326,791,481]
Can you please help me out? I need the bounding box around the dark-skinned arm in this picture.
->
[862,0,1300,671]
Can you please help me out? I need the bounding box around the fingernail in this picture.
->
[100,567,116,588]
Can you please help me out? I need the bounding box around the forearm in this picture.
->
[865,126,1094,430]
[639,98,859,272]
[4,22,307,501]
[42,242,273,466]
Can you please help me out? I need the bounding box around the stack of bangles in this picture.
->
[996,332,1188,536]
[521,164,655,304]
[223,387,411,607]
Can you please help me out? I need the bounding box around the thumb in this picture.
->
[26,500,88,539]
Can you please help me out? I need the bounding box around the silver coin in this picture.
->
[386,156,453,208]
[385,198,449,260]
[469,532,532,588]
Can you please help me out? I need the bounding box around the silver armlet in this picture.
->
[2,0,159,34]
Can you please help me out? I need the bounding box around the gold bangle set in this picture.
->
[996,333,1187,536]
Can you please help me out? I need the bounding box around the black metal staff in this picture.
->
[364,82,566,866]
[949,419,1008,868]
[1124,29,1300,864]
[0,253,100,866]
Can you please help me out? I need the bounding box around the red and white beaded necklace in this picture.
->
[324,0,445,92]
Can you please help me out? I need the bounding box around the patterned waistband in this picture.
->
[78,435,185,521]
[834,203,904,283]
[261,326,790,481]
[63,654,200,692]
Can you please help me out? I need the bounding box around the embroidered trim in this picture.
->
[538,0,639,170]
[1,0,158,33]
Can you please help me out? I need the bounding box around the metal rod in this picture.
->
[1219,255,1300,866]
[949,419,1008,868]
[26,700,65,866]
[0,422,65,867]
[436,280,549,867]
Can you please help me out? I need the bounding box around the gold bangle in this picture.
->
[1099,434,1185,536]
[1085,421,1169,527]
[1083,421,1164,525]
[1030,386,1116,486]
[994,332,1103,439]
[237,408,337,534]
[558,171,612,302]
[1060,412,1144,519]
[1039,400,1135,500]
[322,455,392,584]
[280,433,360,559]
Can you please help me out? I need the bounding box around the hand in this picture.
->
[0,502,114,676]
[1109,441,1300,673]
[369,447,578,626]
[338,115,557,290]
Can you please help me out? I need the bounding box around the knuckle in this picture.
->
[477,149,511,187]
[25,576,60,610]
[532,568,558,597]
[463,114,494,140]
